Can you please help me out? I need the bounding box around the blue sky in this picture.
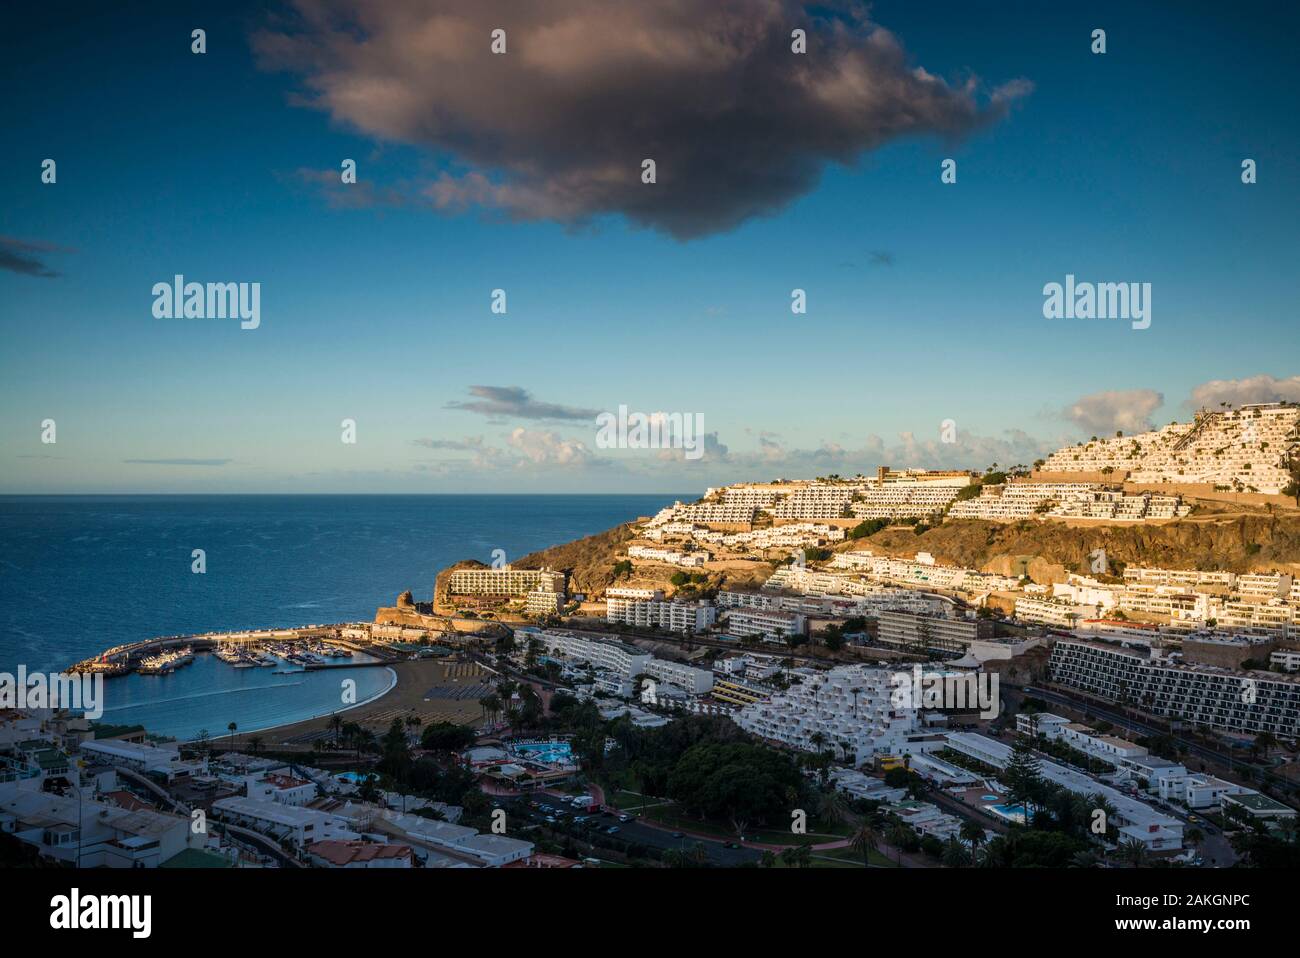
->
[2,0,1298,493]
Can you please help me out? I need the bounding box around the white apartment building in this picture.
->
[0,791,203,868]
[627,545,711,568]
[827,551,1018,593]
[647,501,757,527]
[1015,595,1100,627]
[713,523,846,551]
[723,608,807,642]
[732,666,924,761]
[1237,573,1295,598]
[1271,649,1300,672]
[212,795,361,847]
[605,596,717,633]
[946,481,1190,522]
[850,484,963,520]
[532,630,652,677]
[246,771,318,806]
[445,566,566,597]
[524,590,564,615]
[1049,639,1300,738]
[767,487,857,520]
[1053,575,1121,612]
[875,610,993,654]
[644,658,715,695]
[606,586,665,600]
[1124,567,1237,589]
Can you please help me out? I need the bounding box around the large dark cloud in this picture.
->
[446,385,600,421]
[0,236,72,278]
[255,0,1030,238]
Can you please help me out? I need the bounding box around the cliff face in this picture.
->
[511,523,639,594]
[859,514,1300,579]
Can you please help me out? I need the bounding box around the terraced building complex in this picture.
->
[1040,403,1300,493]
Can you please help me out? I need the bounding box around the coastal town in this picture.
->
[6,401,1300,871]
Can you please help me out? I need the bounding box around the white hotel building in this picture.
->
[733,665,925,761]
[1049,638,1300,738]
[533,630,651,678]
[722,608,807,642]
[644,658,715,695]
[605,596,717,633]
[445,566,566,597]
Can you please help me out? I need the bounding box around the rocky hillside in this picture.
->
[432,510,1300,598]
[511,522,640,594]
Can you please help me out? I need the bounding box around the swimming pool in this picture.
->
[513,741,574,765]
[985,802,1032,824]
[336,771,377,785]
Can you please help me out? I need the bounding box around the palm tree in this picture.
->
[885,821,913,865]
[248,735,263,755]
[941,836,968,868]
[850,821,881,867]
[329,714,344,749]
[227,721,238,750]
[958,820,986,865]
[818,789,848,828]
[1119,837,1148,868]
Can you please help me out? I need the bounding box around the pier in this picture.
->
[68,623,379,676]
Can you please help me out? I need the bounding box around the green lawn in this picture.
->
[611,795,861,849]
[608,790,671,812]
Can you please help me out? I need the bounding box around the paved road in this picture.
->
[500,794,761,866]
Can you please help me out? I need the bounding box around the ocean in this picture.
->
[0,493,687,738]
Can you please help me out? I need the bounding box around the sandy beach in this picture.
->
[253,656,493,749]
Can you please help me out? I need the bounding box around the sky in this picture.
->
[2,0,1298,494]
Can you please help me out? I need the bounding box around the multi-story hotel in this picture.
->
[1049,638,1300,738]
[722,608,808,642]
[827,551,1020,593]
[1014,595,1101,627]
[605,596,717,633]
[875,609,993,655]
[523,590,564,616]
[445,566,566,597]
[530,630,652,677]
[1124,567,1237,589]
[732,665,925,761]
[644,658,715,695]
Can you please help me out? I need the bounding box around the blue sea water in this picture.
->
[0,494,687,738]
